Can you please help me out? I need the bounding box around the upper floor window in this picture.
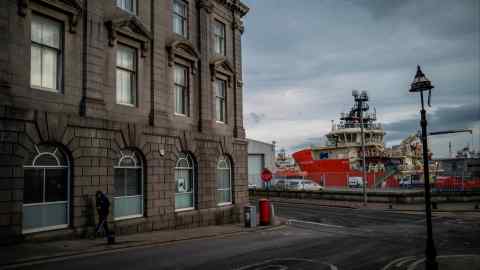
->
[173,0,187,37]
[215,79,226,123]
[30,14,62,92]
[174,64,189,115]
[213,20,226,55]
[116,45,137,106]
[116,0,136,14]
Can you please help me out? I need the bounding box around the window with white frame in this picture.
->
[213,20,225,55]
[23,145,69,233]
[216,156,232,205]
[116,45,137,106]
[172,0,187,37]
[30,14,62,92]
[116,0,136,14]
[215,79,226,122]
[175,153,195,211]
[113,151,143,220]
[174,64,189,115]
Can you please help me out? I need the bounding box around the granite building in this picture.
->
[0,0,249,242]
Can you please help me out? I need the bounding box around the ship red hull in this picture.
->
[292,149,398,188]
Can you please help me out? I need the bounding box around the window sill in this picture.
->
[31,86,61,94]
[116,102,136,107]
[174,112,189,117]
[217,202,233,207]
[173,32,189,40]
[175,207,195,213]
[116,6,137,16]
[216,120,226,125]
[213,52,226,57]
[22,224,69,235]
[114,214,144,222]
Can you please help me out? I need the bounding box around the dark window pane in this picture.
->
[24,169,44,204]
[45,169,67,202]
[114,169,126,196]
[126,168,141,196]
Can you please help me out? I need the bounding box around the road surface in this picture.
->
[13,201,480,270]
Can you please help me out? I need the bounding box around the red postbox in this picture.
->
[259,199,271,226]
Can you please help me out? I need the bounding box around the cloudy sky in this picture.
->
[241,0,480,158]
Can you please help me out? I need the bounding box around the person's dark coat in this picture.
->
[95,191,110,217]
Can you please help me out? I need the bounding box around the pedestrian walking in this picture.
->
[94,190,115,244]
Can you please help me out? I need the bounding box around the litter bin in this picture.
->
[244,205,257,228]
[259,199,271,226]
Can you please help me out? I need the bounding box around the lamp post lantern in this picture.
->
[409,65,438,270]
[352,90,368,206]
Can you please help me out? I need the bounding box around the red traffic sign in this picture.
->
[261,168,273,182]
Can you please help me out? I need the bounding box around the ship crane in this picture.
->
[427,129,474,158]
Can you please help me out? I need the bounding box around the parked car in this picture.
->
[273,178,323,191]
[301,180,324,191]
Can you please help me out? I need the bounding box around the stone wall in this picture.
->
[0,0,249,243]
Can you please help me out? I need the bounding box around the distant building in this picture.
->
[247,139,275,188]
[435,158,480,179]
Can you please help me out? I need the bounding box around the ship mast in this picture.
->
[352,90,369,206]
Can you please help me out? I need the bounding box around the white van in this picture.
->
[348,176,364,188]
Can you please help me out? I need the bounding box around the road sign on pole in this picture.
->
[261,168,272,182]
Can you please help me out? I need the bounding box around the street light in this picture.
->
[409,65,438,270]
[352,90,368,206]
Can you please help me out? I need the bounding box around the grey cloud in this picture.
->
[241,0,479,155]
[245,112,267,125]
[384,103,480,142]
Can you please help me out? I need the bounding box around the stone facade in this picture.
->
[0,0,249,242]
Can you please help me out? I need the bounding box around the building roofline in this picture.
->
[247,138,274,147]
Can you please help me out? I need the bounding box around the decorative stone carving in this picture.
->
[214,0,249,17]
[233,18,244,34]
[196,0,214,14]
[166,39,200,74]
[209,56,234,86]
[105,15,152,57]
[17,0,83,34]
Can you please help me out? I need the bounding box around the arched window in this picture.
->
[216,156,232,205]
[23,145,70,233]
[113,151,143,220]
[175,153,195,211]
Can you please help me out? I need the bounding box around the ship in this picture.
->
[292,91,430,188]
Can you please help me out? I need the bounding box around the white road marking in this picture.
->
[396,257,417,267]
[407,254,480,270]
[235,257,338,270]
[287,219,345,228]
[381,256,415,270]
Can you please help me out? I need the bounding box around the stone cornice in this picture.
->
[210,56,234,86]
[166,39,200,73]
[213,0,249,17]
[17,0,83,33]
[105,15,152,57]
[196,0,214,14]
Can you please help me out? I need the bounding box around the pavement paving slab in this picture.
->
[0,222,285,269]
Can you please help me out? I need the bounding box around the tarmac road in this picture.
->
[13,201,480,270]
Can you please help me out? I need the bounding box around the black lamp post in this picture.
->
[409,65,438,270]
